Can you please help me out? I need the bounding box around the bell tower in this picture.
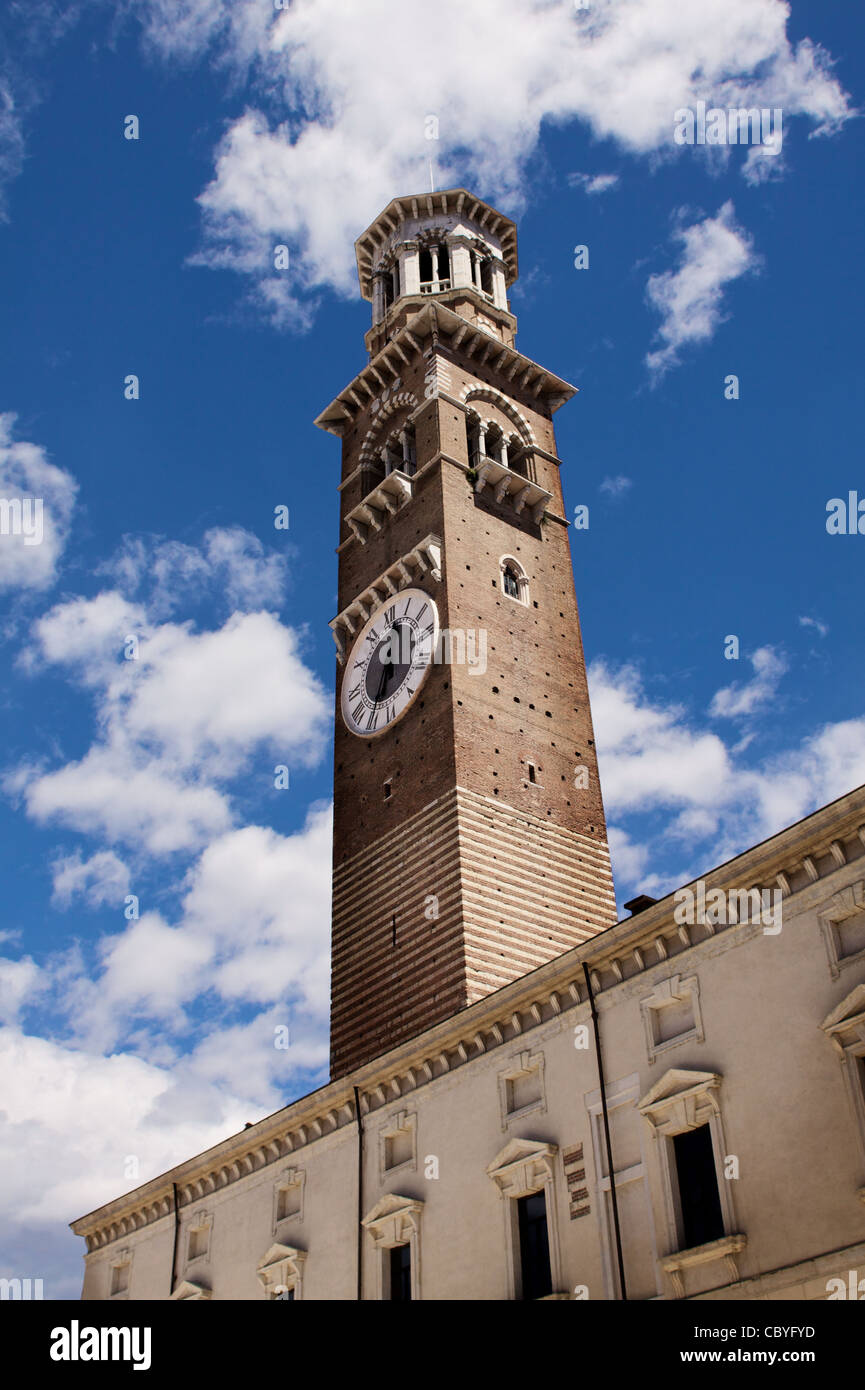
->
[316,189,617,1079]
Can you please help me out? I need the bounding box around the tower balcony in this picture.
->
[344,468,415,545]
[473,457,552,523]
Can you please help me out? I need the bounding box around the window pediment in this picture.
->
[257,1242,307,1297]
[486,1137,557,1198]
[170,1279,211,1301]
[821,983,865,1051]
[362,1194,423,1248]
[638,1069,721,1134]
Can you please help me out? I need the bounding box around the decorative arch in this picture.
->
[460,385,535,447]
[359,391,419,467]
[499,554,529,605]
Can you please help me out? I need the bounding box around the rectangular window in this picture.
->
[389,1243,412,1302]
[672,1124,725,1250]
[517,1191,553,1300]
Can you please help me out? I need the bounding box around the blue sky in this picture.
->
[0,0,862,1295]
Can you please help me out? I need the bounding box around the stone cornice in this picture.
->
[315,302,575,436]
[72,783,865,1251]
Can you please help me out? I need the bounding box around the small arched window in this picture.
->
[500,557,528,604]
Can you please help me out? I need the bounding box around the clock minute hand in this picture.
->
[373,638,392,706]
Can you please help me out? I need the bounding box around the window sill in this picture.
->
[661,1234,747,1298]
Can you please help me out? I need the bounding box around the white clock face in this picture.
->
[341,588,439,738]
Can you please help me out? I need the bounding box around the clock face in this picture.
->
[341,589,439,738]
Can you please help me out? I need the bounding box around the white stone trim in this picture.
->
[497,1049,546,1129]
[378,1110,418,1180]
[185,1209,212,1268]
[329,533,442,663]
[818,880,865,978]
[640,974,704,1064]
[170,1279,211,1301]
[499,554,530,605]
[459,384,535,446]
[272,1167,305,1233]
[638,1069,740,1297]
[486,1138,562,1300]
[362,1194,423,1300]
[821,984,865,1182]
[256,1242,307,1300]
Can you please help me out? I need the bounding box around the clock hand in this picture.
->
[373,639,391,705]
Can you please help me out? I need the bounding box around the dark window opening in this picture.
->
[382,273,394,310]
[383,780,392,800]
[418,247,433,284]
[480,257,494,297]
[672,1124,725,1250]
[528,764,536,784]
[389,1243,412,1301]
[503,566,520,600]
[517,1191,552,1300]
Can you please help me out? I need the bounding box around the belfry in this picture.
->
[316,190,618,1077]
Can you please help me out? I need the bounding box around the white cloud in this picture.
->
[0,957,42,1024]
[568,171,620,195]
[144,0,852,317]
[599,475,632,498]
[709,645,788,719]
[591,659,865,899]
[645,201,758,378]
[51,850,131,909]
[799,615,829,638]
[97,527,290,619]
[20,746,233,856]
[14,594,330,854]
[0,414,77,592]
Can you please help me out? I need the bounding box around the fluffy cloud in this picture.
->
[15,588,330,854]
[0,414,77,592]
[51,850,131,909]
[98,527,290,619]
[0,1025,253,1296]
[644,201,758,378]
[150,0,852,320]
[568,172,620,195]
[709,645,788,719]
[591,658,865,900]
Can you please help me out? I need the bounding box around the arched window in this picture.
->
[501,558,528,604]
[418,248,433,288]
[480,257,494,298]
[436,243,451,289]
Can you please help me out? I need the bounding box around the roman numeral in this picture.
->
[347,684,361,701]
[418,623,434,639]
[385,606,395,627]
[365,708,379,732]
[366,627,380,643]
[351,702,364,723]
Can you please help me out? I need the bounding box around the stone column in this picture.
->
[401,241,420,296]
[448,237,473,289]
[491,260,507,310]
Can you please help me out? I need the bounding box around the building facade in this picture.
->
[70,192,865,1301]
